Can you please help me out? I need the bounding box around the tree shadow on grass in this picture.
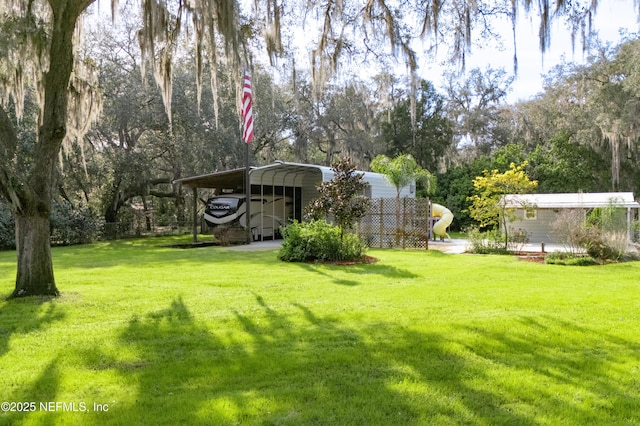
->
[1,359,61,426]
[66,295,550,424]
[456,315,640,424]
[294,261,419,286]
[0,297,65,357]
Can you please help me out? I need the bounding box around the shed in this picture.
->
[174,161,412,243]
[502,192,640,243]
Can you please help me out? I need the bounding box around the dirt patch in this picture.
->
[313,255,380,266]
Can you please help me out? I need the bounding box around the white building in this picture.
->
[502,192,640,244]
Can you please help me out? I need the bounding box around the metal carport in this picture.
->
[174,161,410,244]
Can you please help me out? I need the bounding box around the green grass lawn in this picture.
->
[0,237,639,425]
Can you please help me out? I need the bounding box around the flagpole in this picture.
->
[241,68,254,244]
[245,136,251,244]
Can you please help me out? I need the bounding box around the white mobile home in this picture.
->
[502,192,640,244]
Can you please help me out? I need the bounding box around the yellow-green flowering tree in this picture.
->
[468,162,538,249]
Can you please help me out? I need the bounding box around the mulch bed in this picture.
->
[515,252,546,263]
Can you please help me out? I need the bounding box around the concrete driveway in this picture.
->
[225,238,567,254]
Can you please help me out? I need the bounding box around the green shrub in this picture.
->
[465,227,510,255]
[1,200,102,250]
[50,200,102,246]
[580,204,630,261]
[0,203,15,250]
[278,220,365,262]
[545,251,597,266]
[507,227,530,252]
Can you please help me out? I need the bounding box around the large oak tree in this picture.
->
[0,0,247,298]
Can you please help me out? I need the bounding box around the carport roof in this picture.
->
[173,161,335,191]
[173,168,246,190]
[173,161,379,191]
[250,161,334,186]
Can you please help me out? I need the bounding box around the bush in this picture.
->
[0,203,15,250]
[465,227,510,255]
[278,220,365,262]
[551,205,637,262]
[465,226,530,254]
[507,227,530,252]
[551,209,588,255]
[0,200,101,249]
[50,200,102,246]
[545,251,597,266]
[580,204,631,261]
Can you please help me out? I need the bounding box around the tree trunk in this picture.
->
[6,0,90,298]
[12,212,58,298]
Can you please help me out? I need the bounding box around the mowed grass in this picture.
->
[0,237,639,425]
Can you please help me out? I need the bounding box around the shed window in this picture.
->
[524,208,537,220]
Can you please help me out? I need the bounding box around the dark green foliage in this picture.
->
[278,220,365,262]
[433,163,483,231]
[305,157,370,234]
[0,203,15,250]
[526,132,606,193]
[0,199,102,249]
[49,200,102,246]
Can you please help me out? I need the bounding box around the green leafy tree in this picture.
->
[380,80,454,172]
[526,131,606,193]
[468,161,538,248]
[0,0,249,298]
[305,157,370,237]
[370,154,436,199]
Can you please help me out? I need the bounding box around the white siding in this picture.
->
[362,173,414,198]
[509,209,561,243]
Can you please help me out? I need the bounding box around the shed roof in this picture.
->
[503,192,640,209]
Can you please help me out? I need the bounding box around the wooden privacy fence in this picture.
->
[357,198,431,249]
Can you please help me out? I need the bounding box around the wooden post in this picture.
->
[379,198,384,247]
[426,198,430,250]
[402,197,406,249]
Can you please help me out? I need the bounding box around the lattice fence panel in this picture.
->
[358,198,431,249]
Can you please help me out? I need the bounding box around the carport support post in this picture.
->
[192,187,198,243]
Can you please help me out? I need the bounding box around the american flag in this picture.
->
[241,69,254,144]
